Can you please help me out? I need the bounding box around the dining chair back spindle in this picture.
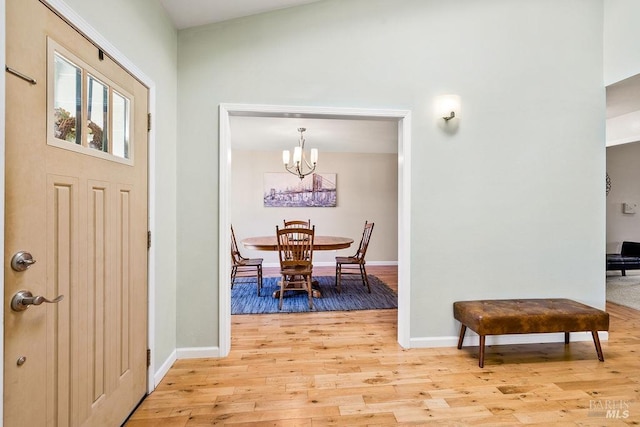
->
[276,225,315,310]
[231,225,263,295]
[335,221,375,293]
[283,219,311,229]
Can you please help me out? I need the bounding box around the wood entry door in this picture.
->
[4,0,149,425]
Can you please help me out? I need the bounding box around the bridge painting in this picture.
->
[264,173,337,207]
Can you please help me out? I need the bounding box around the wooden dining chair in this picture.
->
[335,221,375,293]
[231,225,263,295]
[283,219,311,229]
[276,225,315,310]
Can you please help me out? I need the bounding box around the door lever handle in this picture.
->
[11,290,64,312]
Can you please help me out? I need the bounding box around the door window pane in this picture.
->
[87,75,108,152]
[112,91,130,159]
[53,53,81,144]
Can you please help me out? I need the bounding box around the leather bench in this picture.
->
[453,298,609,367]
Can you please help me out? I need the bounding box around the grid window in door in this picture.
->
[48,38,134,165]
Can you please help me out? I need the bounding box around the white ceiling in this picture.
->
[158,0,323,30]
[607,74,640,119]
[230,116,398,154]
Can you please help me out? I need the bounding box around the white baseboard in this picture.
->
[154,349,176,388]
[176,346,220,359]
[153,346,221,388]
[410,335,461,348]
[410,331,609,348]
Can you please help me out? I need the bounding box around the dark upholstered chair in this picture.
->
[231,225,263,295]
[335,221,374,293]
[607,241,640,276]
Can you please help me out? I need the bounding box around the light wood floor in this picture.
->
[127,266,640,425]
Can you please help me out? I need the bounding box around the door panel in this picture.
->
[5,0,149,425]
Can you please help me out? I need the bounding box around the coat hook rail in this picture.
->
[5,66,37,85]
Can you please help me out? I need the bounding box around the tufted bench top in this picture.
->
[453,298,609,335]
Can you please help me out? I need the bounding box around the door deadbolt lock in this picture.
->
[10,251,36,272]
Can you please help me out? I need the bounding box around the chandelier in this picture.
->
[282,127,318,180]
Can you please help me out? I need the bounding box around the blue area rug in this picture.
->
[231,275,397,314]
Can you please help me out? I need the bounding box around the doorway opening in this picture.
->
[218,104,412,356]
[605,74,640,310]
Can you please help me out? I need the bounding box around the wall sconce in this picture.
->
[435,94,461,122]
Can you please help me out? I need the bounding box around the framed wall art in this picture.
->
[263,173,337,207]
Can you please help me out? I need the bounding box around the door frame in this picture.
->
[0,0,6,420]
[218,103,412,356]
[0,1,159,418]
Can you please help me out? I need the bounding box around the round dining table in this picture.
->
[241,235,353,251]
[241,235,354,298]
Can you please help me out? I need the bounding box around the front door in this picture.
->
[5,0,149,425]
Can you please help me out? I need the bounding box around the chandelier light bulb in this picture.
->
[293,146,302,164]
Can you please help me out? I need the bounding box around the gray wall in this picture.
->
[177,0,605,346]
[231,150,398,265]
[604,0,640,85]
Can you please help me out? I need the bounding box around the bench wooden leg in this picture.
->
[457,325,467,349]
[456,325,486,367]
[592,331,605,362]
[564,332,570,344]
